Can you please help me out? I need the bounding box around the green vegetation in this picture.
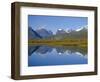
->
[29,39,87,48]
[28,28,88,50]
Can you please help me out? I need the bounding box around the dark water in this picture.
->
[28,45,87,66]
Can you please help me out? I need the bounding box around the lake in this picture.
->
[28,45,87,66]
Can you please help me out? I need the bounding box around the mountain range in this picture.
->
[28,27,42,39]
[35,28,53,38]
[28,26,87,40]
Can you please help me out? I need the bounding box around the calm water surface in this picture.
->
[28,45,87,66]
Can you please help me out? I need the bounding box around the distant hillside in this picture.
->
[35,28,53,38]
[56,29,66,35]
[45,26,87,40]
[28,26,87,40]
[28,27,42,39]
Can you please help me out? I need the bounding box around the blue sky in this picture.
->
[28,15,88,34]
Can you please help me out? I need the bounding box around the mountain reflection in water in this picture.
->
[28,45,87,66]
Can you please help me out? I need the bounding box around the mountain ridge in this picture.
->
[28,26,87,40]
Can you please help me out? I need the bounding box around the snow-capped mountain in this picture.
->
[56,29,67,35]
[75,26,87,32]
[28,25,88,40]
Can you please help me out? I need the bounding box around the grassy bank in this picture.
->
[28,39,87,48]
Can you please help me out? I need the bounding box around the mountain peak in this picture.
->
[56,29,66,35]
[36,28,53,38]
[28,27,42,39]
[75,26,87,32]
[58,29,63,31]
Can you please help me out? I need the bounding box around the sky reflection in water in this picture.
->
[28,45,87,66]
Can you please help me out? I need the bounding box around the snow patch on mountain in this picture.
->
[58,29,63,31]
[75,26,88,32]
